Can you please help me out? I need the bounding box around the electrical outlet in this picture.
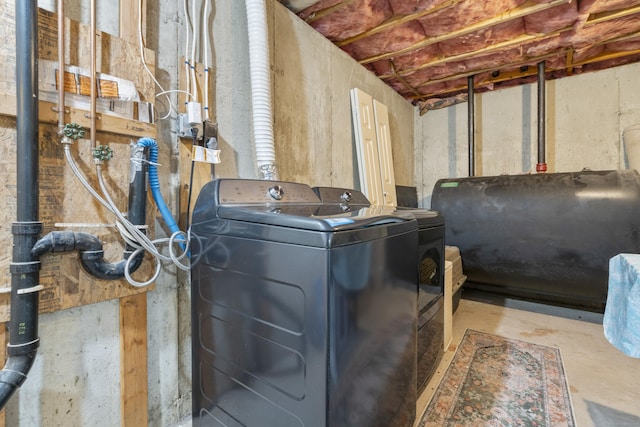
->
[177,113,202,138]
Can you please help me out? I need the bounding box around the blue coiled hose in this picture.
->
[137,137,180,235]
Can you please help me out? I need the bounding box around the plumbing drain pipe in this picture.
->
[468,75,475,177]
[0,0,41,409]
[245,0,279,180]
[536,61,547,173]
[32,146,148,280]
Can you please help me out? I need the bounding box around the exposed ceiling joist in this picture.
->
[283,0,640,108]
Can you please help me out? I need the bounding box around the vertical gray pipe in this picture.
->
[537,61,547,173]
[0,0,42,409]
[468,75,475,177]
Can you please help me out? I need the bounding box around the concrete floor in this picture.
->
[416,294,640,427]
[179,292,640,427]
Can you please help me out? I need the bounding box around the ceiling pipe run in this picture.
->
[0,0,42,409]
[468,75,475,177]
[536,61,547,173]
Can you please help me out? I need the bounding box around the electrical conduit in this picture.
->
[245,0,278,180]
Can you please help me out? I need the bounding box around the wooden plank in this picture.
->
[0,119,157,323]
[0,3,160,323]
[118,2,150,427]
[336,0,463,47]
[380,28,573,80]
[119,293,148,427]
[0,95,156,139]
[120,0,146,45]
[585,5,640,26]
[305,0,355,24]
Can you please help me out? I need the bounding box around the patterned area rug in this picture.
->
[419,329,575,427]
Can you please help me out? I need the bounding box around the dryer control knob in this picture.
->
[340,191,352,203]
[268,185,285,200]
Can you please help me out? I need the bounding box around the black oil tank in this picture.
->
[431,169,640,311]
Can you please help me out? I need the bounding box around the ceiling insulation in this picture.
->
[280,0,640,112]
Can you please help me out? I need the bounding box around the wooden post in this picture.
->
[119,294,148,426]
[119,1,149,426]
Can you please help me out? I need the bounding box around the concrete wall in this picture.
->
[212,0,415,187]
[415,62,640,208]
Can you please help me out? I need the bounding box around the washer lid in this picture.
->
[217,204,414,232]
[194,179,416,232]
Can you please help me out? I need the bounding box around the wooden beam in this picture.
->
[119,294,148,427]
[566,48,575,75]
[305,0,355,24]
[359,0,570,65]
[336,0,462,47]
[379,30,571,80]
[0,95,156,139]
[585,5,640,26]
[118,2,149,427]
[408,50,567,99]
[410,46,640,100]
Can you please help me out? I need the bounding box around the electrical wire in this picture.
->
[64,143,190,286]
[183,0,193,106]
[202,0,211,120]
[190,0,199,103]
[138,0,174,120]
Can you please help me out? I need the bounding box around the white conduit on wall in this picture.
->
[245,0,279,180]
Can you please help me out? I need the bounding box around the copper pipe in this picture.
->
[57,0,65,135]
[90,0,97,149]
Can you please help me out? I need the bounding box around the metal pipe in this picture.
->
[468,75,475,177]
[90,0,97,149]
[536,61,547,173]
[0,0,42,409]
[57,0,65,135]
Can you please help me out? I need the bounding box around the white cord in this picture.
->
[183,0,193,106]
[202,0,211,120]
[190,0,199,103]
[64,145,114,213]
[138,0,173,120]
[65,147,183,286]
[156,89,195,99]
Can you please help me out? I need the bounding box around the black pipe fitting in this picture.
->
[31,231,145,281]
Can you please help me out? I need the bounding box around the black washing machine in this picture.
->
[190,179,418,427]
[313,187,445,394]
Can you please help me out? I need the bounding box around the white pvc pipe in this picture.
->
[245,0,278,180]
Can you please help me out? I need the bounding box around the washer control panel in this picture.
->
[218,179,321,205]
